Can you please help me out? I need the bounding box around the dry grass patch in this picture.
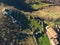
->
[33,6,60,21]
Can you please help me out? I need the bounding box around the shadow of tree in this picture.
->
[0,11,31,45]
[0,36,3,43]
[9,11,30,30]
[18,33,29,41]
[0,0,34,12]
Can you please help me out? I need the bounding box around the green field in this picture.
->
[22,17,43,33]
[38,34,51,45]
[30,19,42,29]
[30,2,51,10]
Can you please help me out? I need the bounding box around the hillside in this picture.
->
[0,5,51,45]
[0,0,60,45]
[32,5,60,21]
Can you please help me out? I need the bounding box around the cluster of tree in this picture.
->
[0,12,31,45]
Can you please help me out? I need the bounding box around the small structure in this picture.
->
[46,26,58,38]
[46,26,59,45]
